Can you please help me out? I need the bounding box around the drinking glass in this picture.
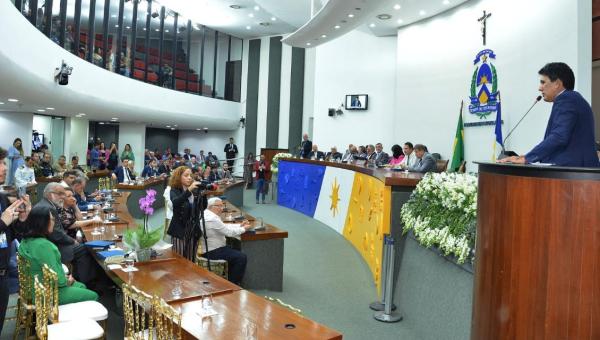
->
[201,294,213,310]
[243,319,258,340]
[124,258,135,269]
[171,280,183,298]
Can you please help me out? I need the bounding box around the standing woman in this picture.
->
[167,166,201,261]
[7,138,25,185]
[98,142,107,170]
[121,144,135,162]
[107,142,119,171]
[243,152,255,189]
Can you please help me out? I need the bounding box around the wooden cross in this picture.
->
[478,10,492,46]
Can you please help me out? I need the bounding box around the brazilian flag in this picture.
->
[450,105,465,172]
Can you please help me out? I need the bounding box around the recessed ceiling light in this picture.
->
[393,4,401,10]
[196,128,201,131]
[377,14,392,20]
[229,5,242,9]
[171,128,175,130]
[246,25,251,30]
[36,109,45,112]
[321,34,327,38]
[248,13,254,18]
[334,25,340,29]
[306,42,311,46]
[115,24,119,28]
[166,125,171,128]
[443,0,450,4]
[46,107,54,110]
[348,14,354,18]
[369,23,376,28]
[111,117,118,120]
[397,18,404,24]
[99,122,105,125]
[8,98,18,102]
[271,17,276,21]
[78,113,86,115]
[0,102,4,105]
[174,125,178,127]
[126,26,130,29]
[165,29,169,32]
[419,10,426,16]
[155,28,159,31]
[111,14,117,18]
[143,28,146,31]
[254,5,260,11]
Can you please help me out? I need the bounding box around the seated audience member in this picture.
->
[15,156,37,189]
[206,152,220,168]
[71,177,100,211]
[187,156,202,173]
[127,160,137,178]
[197,150,206,163]
[53,155,68,175]
[309,145,325,160]
[31,153,43,177]
[141,159,160,177]
[343,146,358,162]
[34,183,98,286]
[325,147,343,162]
[400,142,417,168]
[112,159,136,184]
[389,144,405,166]
[59,170,79,188]
[404,144,437,173]
[158,159,172,175]
[67,155,86,172]
[366,145,377,162]
[206,166,221,183]
[58,188,101,239]
[217,163,233,181]
[202,197,252,284]
[144,149,151,165]
[357,146,368,159]
[18,205,99,304]
[374,143,390,165]
[182,148,194,161]
[40,153,55,177]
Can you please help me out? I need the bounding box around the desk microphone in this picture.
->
[498,95,542,159]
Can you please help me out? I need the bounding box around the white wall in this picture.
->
[311,29,397,151]
[32,115,52,145]
[303,47,316,138]
[255,37,271,155]
[395,0,591,169]
[64,117,89,161]
[0,112,33,156]
[119,123,146,174]
[178,128,246,174]
[278,44,293,148]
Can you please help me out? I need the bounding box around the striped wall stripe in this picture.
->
[244,38,261,157]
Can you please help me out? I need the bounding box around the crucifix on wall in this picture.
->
[478,10,492,45]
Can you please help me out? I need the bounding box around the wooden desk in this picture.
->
[174,290,342,340]
[116,177,166,218]
[207,180,245,207]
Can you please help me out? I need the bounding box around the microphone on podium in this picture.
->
[497,95,542,159]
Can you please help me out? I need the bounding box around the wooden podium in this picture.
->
[472,163,600,340]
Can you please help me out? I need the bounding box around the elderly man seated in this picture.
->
[309,145,325,160]
[325,147,343,162]
[401,144,437,173]
[201,197,252,285]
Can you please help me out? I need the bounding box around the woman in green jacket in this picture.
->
[18,205,98,304]
[121,143,135,162]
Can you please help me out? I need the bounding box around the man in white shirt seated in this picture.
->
[399,142,418,168]
[15,156,37,189]
[201,197,251,285]
[59,170,79,188]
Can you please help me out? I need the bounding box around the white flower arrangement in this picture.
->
[270,153,293,174]
[400,172,478,264]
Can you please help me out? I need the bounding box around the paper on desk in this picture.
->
[531,162,554,166]
[196,307,218,319]
[121,266,139,272]
[107,264,122,270]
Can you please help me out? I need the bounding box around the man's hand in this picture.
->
[241,221,252,230]
[497,156,527,164]
[1,199,22,226]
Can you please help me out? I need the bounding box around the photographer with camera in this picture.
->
[167,166,204,261]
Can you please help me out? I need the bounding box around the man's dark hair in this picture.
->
[63,170,78,178]
[71,155,79,161]
[23,205,53,238]
[24,156,31,162]
[538,62,575,90]
[0,147,7,160]
[414,144,427,152]
[404,142,414,149]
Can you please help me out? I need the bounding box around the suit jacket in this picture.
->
[375,152,390,165]
[35,198,75,263]
[224,143,238,158]
[526,90,600,167]
[409,153,437,173]
[309,151,325,160]
[114,166,136,183]
[167,188,200,239]
[325,152,343,161]
[300,140,312,159]
[141,165,159,178]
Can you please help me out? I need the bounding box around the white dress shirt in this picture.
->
[400,152,418,168]
[14,165,36,188]
[163,186,173,220]
[203,209,245,252]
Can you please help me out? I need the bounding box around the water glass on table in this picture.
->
[171,280,183,298]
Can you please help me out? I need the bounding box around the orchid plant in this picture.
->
[123,189,162,251]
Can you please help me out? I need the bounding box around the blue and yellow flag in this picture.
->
[493,92,503,160]
[450,101,465,172]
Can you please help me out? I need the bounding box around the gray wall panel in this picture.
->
[288,47,305,151]
[265,36,282,148]
[245,39,261,156]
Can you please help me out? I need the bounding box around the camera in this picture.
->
[55,60,73,85]
[191,180,217,195]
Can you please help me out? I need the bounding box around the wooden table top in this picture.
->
[35,176,62,183]
[173,290,342,340]
[220,206,289,241]
[86,169,111,178]
[280,158,424,186]
[116,176,167,190]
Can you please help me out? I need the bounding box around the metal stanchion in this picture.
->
[369,234,396,311]
[374,235,402,323]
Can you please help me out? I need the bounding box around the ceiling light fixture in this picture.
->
[143,28,147,31]
[111,14,117,18]
[306,42,311,46]
[246,25,251,30]
[99,122,105,125]
[78,113,86,115]
[419,10,426,16]
[394,4,401,10]
[369,23,376,27]
[126,26,130,29]
[248,13,254,18]
[321,34,327,38]
[111,117,118,120]
[397,18,404,24]
[443,0,450,4]
[334,25,340,29]
[171,128,176,130]
[36,109,45,112]
[155,28,159,31]
[196,128,201,131]
[254,5,260,11]
[348,14,354,18]
[0,102,4,105]
[46,107,54,110]
[377,14,392,20]
[165,29,169,32]
[8,98,18,102]
[115,24,119,28]
[271,17,276,21]
[166,125,171,128]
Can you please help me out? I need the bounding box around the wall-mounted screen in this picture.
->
[345,94,368,110]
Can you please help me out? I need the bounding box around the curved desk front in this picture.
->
[277,159,423,292]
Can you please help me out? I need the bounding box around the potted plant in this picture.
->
[122,189,162,262]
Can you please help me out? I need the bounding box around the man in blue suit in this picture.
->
[501,63,599,167]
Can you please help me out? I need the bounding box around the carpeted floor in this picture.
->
[2,188,420,340]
